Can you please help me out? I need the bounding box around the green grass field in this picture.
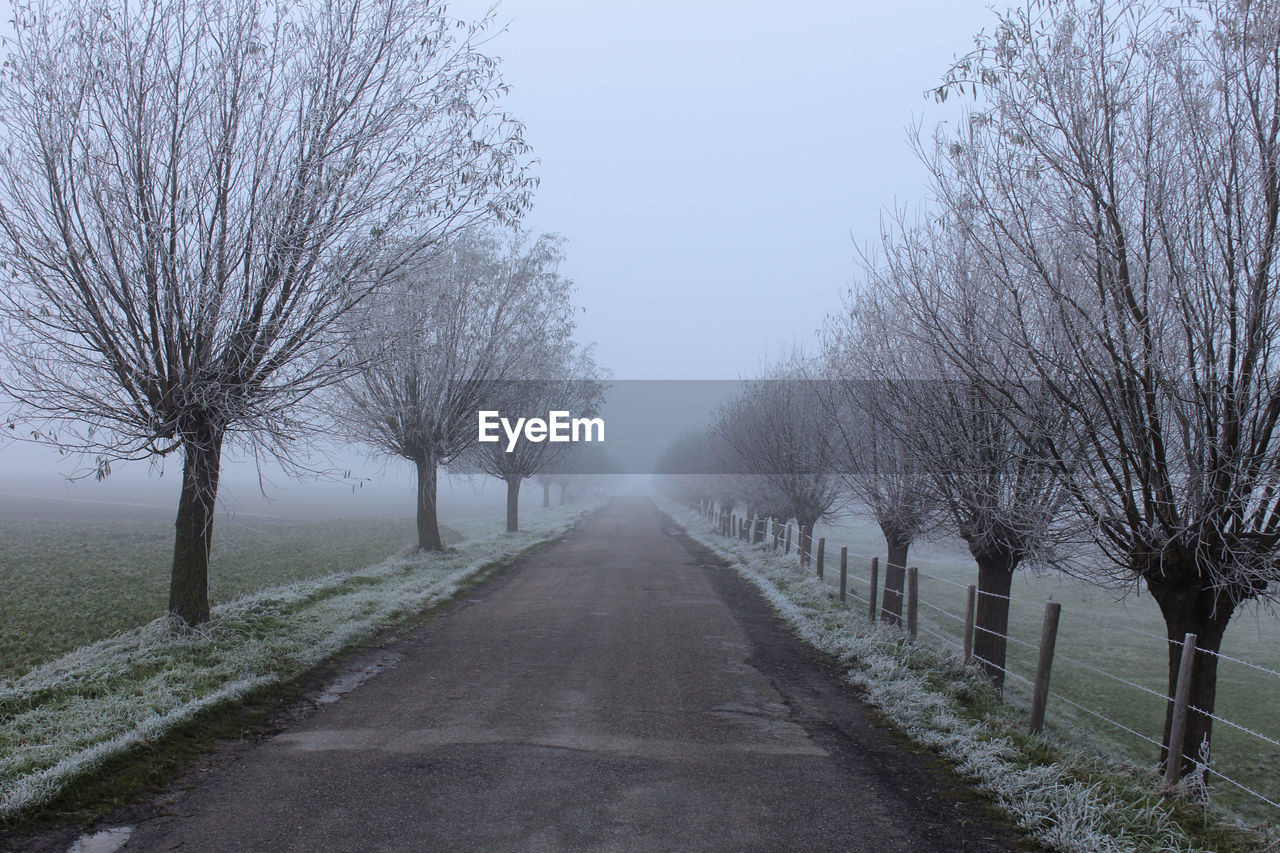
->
[0,516,460,681]
[813,514,1280,826]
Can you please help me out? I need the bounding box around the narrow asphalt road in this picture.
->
[118,497,1027,852]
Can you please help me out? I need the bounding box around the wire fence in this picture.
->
[697,502,1280,825]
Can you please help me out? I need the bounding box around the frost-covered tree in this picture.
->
[0,0,533,624]
[338,231,574,551]
[820,302,935,624]
[843,218,1075,687]
[464,349,606,532]
[713,360,843,559]
[929,0,1280,778]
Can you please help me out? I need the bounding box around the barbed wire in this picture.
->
[919,622,964,651]
[970,652,1035,688]
[843,589,873,608]
[1051,650,1171,703]
[1185,758,1280,811]
[972,623,1040,651]
[1186,705,1280,751]
[702,508,1280,817]
[915,569,971,590]
[1046,689,1166,750]
[918,599,966,624]
[1057,604,1187,648]
[1196,646,1280,682]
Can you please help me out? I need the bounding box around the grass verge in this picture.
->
[0,516,459,680]
[670,505,1270,853]
[0,502,598,826]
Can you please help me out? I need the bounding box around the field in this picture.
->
[813,513,1280,826]
[0,502,594,820]
[0,516,460,681]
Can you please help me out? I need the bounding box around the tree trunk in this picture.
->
[971,552,1017,692]
[505,476,521,533]
[542,481,550,508]
[1148,577,1235,782]
[414,454,444,551]
[880,537,910,625]
[169,423,224,625]
[558,482,567,505]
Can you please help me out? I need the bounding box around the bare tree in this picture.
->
[852,217,1076,688]
[929,0,1280,779]
[820,300,935,624]
[338,230,573,551]
[464,349,606,532]
[654,431,715,506]
[653,427,743,518]
[714,360,844,560]
[0,0,533,624]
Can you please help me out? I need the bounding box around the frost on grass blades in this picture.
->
[477,410,605,453]
[0,502,599,820]
[666,504,1265,853]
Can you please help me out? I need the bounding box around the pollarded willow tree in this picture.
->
[464,348,606,532]
[713,360,844,558]
[652,427,743,519]
[929,0,1280,779]
[0,0,534,624]
[846,217,1076,688]
[338,230,576,551]
[819,301,935,624]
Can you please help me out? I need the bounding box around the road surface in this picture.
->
[114,497,1026,852]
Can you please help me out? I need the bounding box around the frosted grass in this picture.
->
[670,505,1256,853]
[0,502,598,819]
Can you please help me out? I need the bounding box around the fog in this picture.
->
[0,381,748,520]
[0,0,996,521]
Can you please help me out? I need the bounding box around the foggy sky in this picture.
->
[0,0,999,517]
[444,0,994,378]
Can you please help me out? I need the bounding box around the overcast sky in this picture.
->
[446,0,996,379]
[0,0,1000,515]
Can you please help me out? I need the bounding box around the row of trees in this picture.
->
[335,229,605,551]
[665,0,1280,786]
[0,0,604,626]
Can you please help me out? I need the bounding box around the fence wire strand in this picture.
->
[918,599,966,623]
[919,623,964,651]
[1186,706,1280,750]
[1047,689,1166,749]
[1184,759,1280,811]
[1060,605,1187,648]
[1052,651,1171,703]
[703,509,1280,818]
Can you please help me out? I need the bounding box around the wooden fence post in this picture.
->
[906,566,918,639]
[1164,632,1198,788]
[785,524,792,555]
[839,547,848,603]
[868,557,879,621]
[816,538,825,580]
[1028,601,1062,734]
[962,584,977,665]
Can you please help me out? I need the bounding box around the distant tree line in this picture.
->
[659,0,1280,787]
